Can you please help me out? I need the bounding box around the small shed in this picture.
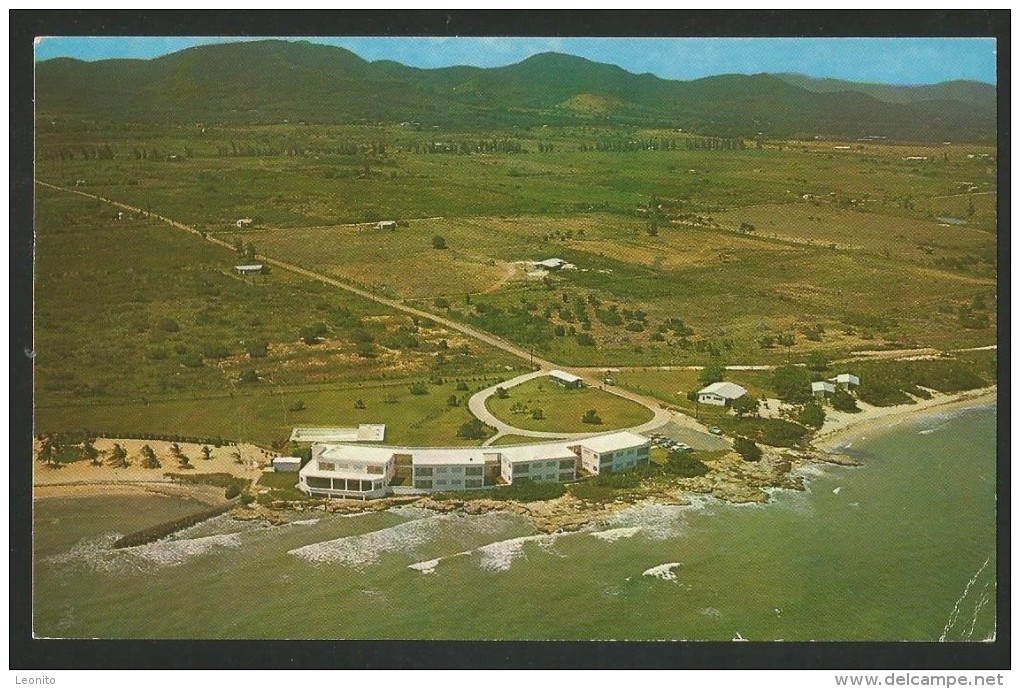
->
[812,381,836,398]
[235,264,264,275]
[273,456,302,472]
[375,220,397,230]
[697,382,747,406]
[236,218,254,228]
[830,373,861,389]
[549,370,584,389]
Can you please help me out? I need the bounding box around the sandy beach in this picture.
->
[33,438,271,503]
[811,386,997,453]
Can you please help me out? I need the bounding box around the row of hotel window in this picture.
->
[415,465,485,476]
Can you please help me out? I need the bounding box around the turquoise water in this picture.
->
[33,404,996,640]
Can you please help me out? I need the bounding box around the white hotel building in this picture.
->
[296,431,652,499]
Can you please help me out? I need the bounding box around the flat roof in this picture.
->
[812,381,836,391]
[235,264,264,270]
[305,431,650,468]
[291,424,387,443]
[573,431,650,453]
[317,444,393,464]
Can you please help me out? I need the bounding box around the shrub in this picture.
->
[158,318,180,333]
[733,436,763,462]
[432,235,447,250]
[246,340,269,358]
[409,383,428,395]
[239,368,259,384]
[288,400,306,412]
[831,389,861,413]
[457,418,489,440]
[798,402,826,429]
[664,452,711,478]
[447,394,460,407]
[581,409,603,425]
[180,353,204,368]
[225,484,241,500]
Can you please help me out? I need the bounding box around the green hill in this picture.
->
[35,40,996,142]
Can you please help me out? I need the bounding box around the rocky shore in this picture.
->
[240,444,863,534]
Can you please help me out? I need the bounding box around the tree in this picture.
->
[140,444,161,469]
[733,436,762,462]
[772,365,812,404]
[531,408,545,420]
[455,381,469,392]
[457,418,489,440]
[798,402,826,429]
[81,437,102,465]
[37,434,58,466]
[807,351,830,372]
[495,386,509,399]
[239,368,259,384]
[699,364,725,386]
[108,443,130,468]
[447,394,461,407]
[730,395,759,417]
[201,445,213,461]
[432,235,447,250]
[582,409,603,425]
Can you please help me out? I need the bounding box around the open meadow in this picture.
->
[34,119,998,446]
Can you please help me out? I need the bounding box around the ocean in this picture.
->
[32,403,997,641]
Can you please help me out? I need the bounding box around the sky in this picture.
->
[33,36,997,86]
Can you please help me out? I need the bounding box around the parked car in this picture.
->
[708,426,723,435]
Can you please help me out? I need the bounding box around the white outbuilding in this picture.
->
[811,381,836,398]
[697,381,748,406]
[272,456,302,472]
[830,373,861,388]
[549,370,584,389]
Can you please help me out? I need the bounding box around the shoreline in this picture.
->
[809,386,996,453]
[31,385,997,533]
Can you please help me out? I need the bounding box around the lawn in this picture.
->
[484,377,653,433]
[36,375,508,448]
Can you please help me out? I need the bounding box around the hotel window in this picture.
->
[559,471,574,481]
[516,463,529,473]
[417,467,433,477]
[367,466,384,474]
[318,462,334,471]
[307,476,331,489]
[559,459,574,469]
[415,479,433,489]
[465,479,483,489]
[465,466,483,476]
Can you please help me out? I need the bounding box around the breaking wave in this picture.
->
[289,515,447,566]
[590,526,642,542]
[642,562,682,581]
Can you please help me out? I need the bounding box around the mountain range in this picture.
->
[35,39,996,142]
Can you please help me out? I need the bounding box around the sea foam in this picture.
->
[642,562,682,581]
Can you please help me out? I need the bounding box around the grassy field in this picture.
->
[33,120,997,445]
[34,185,522,406]
[488,434,552,446]
[484,378,653,433]
[35,375,512,448]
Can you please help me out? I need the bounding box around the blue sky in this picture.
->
[33,36,997,85]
